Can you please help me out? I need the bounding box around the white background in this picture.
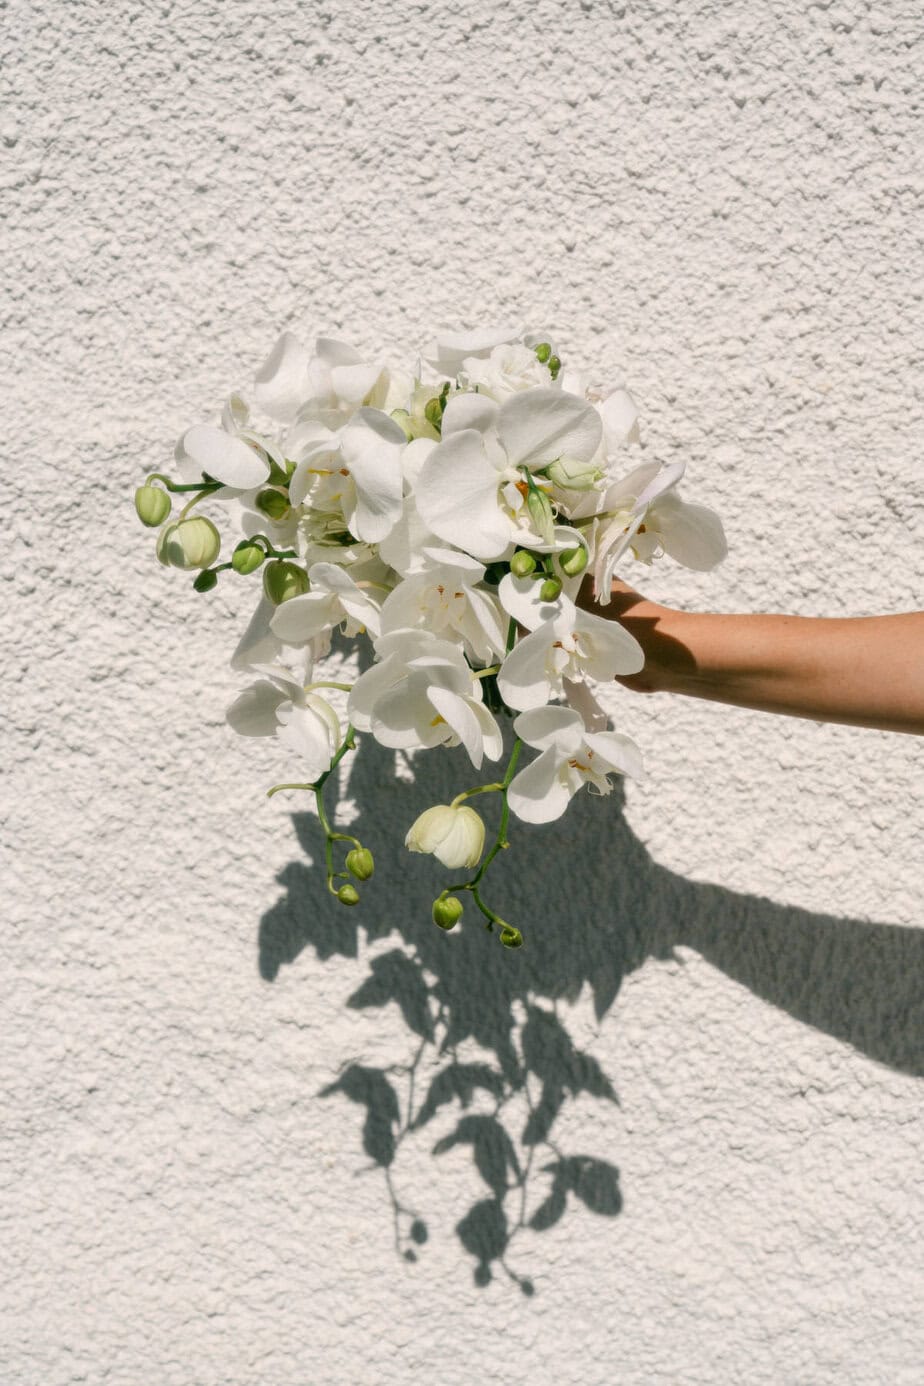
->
[3,1,923,1382]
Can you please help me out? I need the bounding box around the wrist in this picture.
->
[578,577,696,695]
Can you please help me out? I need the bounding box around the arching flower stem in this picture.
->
[446,737,524,946]
[145,473,224,495]
[266,725,362,896]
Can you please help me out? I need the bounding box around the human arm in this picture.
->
[579,580,924,736]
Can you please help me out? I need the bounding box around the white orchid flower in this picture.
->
[507,705,644,824]
[269,561,383,646]
[379,549,507,663]
[497,592,644,711]
[415,387,602,560]
[230,598,325,675]
[458,343,555,401]
[423,325,523,376]
[225,664,340,782]
[556,369,640,451]
[571,460,727,603]
[283,407,406,544]
[405,804,485,869]
[348,629,503,768]
[250,332,387,425]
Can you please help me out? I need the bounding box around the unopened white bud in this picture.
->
[545,456,603,491]
[405,804,485,870]
[157,516,221,570]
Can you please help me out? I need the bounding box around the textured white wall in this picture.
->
[3,0,923,1381]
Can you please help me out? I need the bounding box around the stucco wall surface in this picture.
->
[3,0,923,1382]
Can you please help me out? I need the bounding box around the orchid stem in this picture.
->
[145,474,223,495]
[266,725,360,895]
[450,783,503,808]
[446,738,524,946]
[177,488,212,521]
[303,681,354,694]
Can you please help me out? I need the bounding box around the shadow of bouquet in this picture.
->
[259,725,924,1289]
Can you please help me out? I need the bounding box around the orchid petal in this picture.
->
[275,697,338,778]
[427,686,488,768]
[654,494,728,570]
[180,424,270,489]
[226,681,288,737]
[315,338,364,368]
[498,573,572,631]
[507,748,574,824]
[339,408,406,542]
[497,388,602,469]
[632,461,686,513]
[269,592,338,643]
[599,388,640,449]
[416,431,513,560]
[232,598,295,672]
[573,609,646,679]
[348,656,403,731]
[424,325,521,374]
[513,704,585,756]
[378,496,441,575]
[563,677,609,733]
[441,393,500,437]
[583,730,645,781]
[252,332,312,421]
[461,585,509,661]
[307,562,382,634]
[419,547,485,577]
[401,436,437,487]
[330,362,382,404]
[496,626,558,710]
[371,681,449,751]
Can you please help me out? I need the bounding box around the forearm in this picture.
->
[584,582,924,735]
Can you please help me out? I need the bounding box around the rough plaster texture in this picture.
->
[3,0,923,1382]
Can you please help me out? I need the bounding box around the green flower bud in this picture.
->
[337,883,360,907]
[263,560,309,605]
[548,354,561,380]
[193,568,218,593]
[534,342,552,364]
[345,847,375,881]
[135,484,171,528]
[390,408,413,440]
[559,545,588,577]
[500,925,523,949]
[159,516,221,570]
[526,487,555,545]
[432,895,464,930]
[256,488,290,521]
[424,397,444,429]
[231,539,265,575]
[539,576,562,602]
[510,549,538,578]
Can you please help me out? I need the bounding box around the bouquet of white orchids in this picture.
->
[136,326,727,947]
